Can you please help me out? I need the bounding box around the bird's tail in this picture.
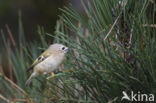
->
[25,72,38,87]
[25,78,33,87]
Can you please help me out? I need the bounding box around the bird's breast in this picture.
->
[35,55,64,73]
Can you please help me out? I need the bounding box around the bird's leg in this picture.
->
[51,72,55,79]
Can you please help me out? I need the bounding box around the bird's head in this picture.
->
[48,43,70,54]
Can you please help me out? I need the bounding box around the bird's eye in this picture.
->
[62,47,65,50]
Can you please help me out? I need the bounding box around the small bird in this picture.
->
[25,43,70,86]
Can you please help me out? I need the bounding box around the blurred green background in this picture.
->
[0,0,70,45]
[0,0,155,103]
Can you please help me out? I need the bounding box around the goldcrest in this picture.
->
[25,43,69,86]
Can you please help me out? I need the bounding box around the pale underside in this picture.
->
[34,54,64,74]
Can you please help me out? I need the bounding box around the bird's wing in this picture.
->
[26,51,52,72]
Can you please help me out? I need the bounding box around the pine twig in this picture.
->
[0,74,29,97]
[103,0,128,41]
[5,24,16,47]
[7,39,13,81]
[0,93,14,103]
[104,12,122,41]
[143,24,156,28]
[13,98,35,103]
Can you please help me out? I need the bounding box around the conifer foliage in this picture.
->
[0,0,155,103]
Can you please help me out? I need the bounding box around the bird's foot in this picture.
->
[51,72,55,79]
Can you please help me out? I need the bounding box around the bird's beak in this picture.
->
[66,48,72,52]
